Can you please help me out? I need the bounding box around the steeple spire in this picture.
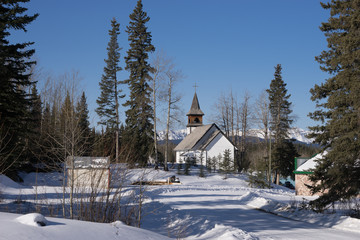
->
[187,92,204,116]
[186,92,204,133]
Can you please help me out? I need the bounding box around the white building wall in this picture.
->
[205,134,235,166]
[175,133,236,167]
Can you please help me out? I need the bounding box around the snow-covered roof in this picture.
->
[296,151,327,172]
[174,123,236,152]
[174,124,214,151]
[66,156,110,169]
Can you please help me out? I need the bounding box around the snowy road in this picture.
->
[143,184,360,240]
[2,170,359,240]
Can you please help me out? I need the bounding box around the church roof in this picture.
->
[174,124,213,151]
[174,123,235,152]
[186,92,204,116]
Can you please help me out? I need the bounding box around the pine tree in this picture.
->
[266,64,298,183]
[220,149,233,178]
[273,139,299,179]
[96,18,125,162]
[0,1,38,172]
[123,0,155,165]
[76,92,92,156]
[308,0,360,210]
[24,83,42,164]
[60,91,74,158]
[267,64,292,143]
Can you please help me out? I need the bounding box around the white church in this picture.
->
[174,92,237,167]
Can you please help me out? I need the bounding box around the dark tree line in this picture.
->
[0,0,38,175]
[96,0,155,166]
[0,0,158,175]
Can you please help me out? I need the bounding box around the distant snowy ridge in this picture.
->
[158,127,314,144]
[248,127,314,144]
[157,128,187,141]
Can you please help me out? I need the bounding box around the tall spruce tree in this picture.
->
[0,1,38,172]
[123,0,155,165]
[308,0,360,210]
[266,64,298,183]
[76,92,92,156]
[96,18,124,162]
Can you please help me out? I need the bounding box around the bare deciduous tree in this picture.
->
[150,51,171,166]
[151,51,183,170]
[236,92,252,172]
[162,66,183,171]
[254,90,272,183]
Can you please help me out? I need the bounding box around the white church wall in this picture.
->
[175,150,203,165]
[175,134,236,167]
[205,134,235,166]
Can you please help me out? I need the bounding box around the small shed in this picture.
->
[66,156,110,189]
[294,151,327,196]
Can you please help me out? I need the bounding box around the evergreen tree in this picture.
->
[76,92,92,156]
[40,102,53,165]
[123,0,155,165]
[273,139,299,179]
[308,0,360,210]
[60,91,74,158]
[210,156,217,173]
[0,1,38,172]
[220,149,233,178]
[24,83,42,164]
[96,18,124,162]
[267,64,292,143]
[266,64,298,183]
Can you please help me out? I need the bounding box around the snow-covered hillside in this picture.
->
[158,127,314,144]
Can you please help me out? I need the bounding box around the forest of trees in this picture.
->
[1,0,359,212]
[0,0,322,177]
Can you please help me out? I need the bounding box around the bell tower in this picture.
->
[186,92,204,134]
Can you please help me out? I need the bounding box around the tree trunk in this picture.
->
[153,74,158,166]
[164,81,172,171]
[115,74,119,163]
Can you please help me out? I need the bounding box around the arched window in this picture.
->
[194,117,199,123]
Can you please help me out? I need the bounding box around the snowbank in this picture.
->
[242,191,360,234]
[0,174,24,189]
[0,212,171,240]
[190,224,257,240]
[16,213,48,227]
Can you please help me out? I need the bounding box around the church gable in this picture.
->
[192,124,221,151]
[206,133,235,157]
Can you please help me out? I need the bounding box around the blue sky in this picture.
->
[13,0,330,130]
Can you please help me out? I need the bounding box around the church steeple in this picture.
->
[186,92,204,134]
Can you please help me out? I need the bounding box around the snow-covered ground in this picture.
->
[1,167,359,239]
